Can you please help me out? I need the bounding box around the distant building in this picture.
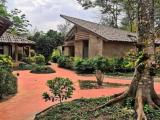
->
[0,16,35,61]
[61,15,159,58]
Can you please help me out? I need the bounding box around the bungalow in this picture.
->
[0,32,35,61]
[0,16,35,61]
[60,15,159,58]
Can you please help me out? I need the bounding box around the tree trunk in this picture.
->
[92,0,160,119]
[95,70,104,86]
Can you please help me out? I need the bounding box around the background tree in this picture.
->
[120,0,137,32]
[78,0,123,28]
[0,1,31,36]
[0,0,9,17]
[8,9,31,36]
[30,30,64,64]
[78,0,160,32]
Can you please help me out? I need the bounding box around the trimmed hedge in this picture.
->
[31,66,55,74]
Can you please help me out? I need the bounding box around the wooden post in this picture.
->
[28,46,31,57]
[15,45,18,61]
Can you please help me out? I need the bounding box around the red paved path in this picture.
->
[0,64,160,120]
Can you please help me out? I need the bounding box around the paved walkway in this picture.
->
[0,64,160,120]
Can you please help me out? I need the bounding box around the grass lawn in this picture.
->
[79,80,129,89]
[35,97,160,120]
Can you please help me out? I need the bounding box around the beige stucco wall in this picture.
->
[89,34,103,58]
[103,41,135,58]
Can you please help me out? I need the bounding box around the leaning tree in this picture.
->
[90,0,160,119]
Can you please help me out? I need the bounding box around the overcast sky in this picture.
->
[6,0,99,32]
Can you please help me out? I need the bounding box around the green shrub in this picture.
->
[18,63,37,70]
[22,57,35,64]
[52,50,61,63]
[92,56,109,72]
[108,57,134,73]
[34,54,45,65]
[0,68,17,99]
[57,56,73,69]
[0,55,13,71]
[74,58,95,74]
[31,66,55,74]
[42,77,75,105]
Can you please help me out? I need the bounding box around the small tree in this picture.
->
[92,56,109,86]
[42,77,75,105]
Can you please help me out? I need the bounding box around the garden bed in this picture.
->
[35,97,160,120]
[31,66,55,74]
[79,80,129,89]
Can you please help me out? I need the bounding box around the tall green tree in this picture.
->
[90,0,160,119]
[78,0,123,28]
[120,0,137,32]
[0,1,31,36]
[8,9,31,36]
[0,0,9,17]
[30,30,64,64]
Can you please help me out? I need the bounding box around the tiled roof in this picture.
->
[0,32,35,44]
[0,16,12,36]
[60,15,137,43]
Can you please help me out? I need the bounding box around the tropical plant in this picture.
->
[42,77,75,105]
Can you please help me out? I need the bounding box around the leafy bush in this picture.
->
[0,69,17,99]
[18,63,37,70]
[0,55,13,71]
[108,57,134,73]
[34,54,45,65]
[22,57,35,64]
[0,56,17,99]
[74,58,95,74]
[92,56,109,71]
[42,77,75,105]
[57,56,73,69]
[31,66,55,74]
[144,104,160,119]
[52,50,61,63]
